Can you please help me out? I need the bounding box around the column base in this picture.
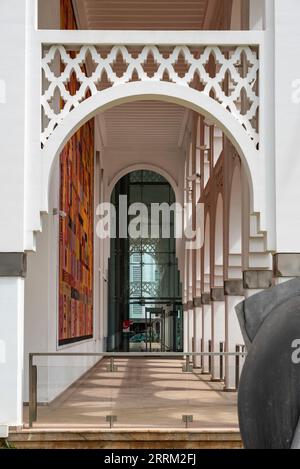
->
[0,425,9,438]
[223,387,237,393]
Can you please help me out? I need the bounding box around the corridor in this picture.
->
[24,358,238,430]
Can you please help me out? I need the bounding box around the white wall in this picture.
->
[0,0,29,429]
[0,0,27,251]
[24,130,106,403]
[102,147,185,198]
[274,0,300,252]
[23,0,107,407]
[0,278,24,426]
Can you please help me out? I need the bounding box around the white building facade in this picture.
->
[0,0,300,433]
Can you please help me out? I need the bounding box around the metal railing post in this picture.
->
[235,345,240,390]
[182,354,192,373]
[28,350,247,417]
[219,342,224,381]
[208,340,212,374]
[29,354,37,428]
[107,356,118,372]
[200,338,203,368]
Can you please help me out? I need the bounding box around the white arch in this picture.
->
[41,81,258,212]
[107,163,179,202]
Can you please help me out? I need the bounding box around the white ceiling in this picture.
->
[73,0,210,30]
[103,101,188,150]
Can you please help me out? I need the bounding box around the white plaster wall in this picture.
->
[24,124,106,403]
[22,0,107,407]
[274,0,300,252]
[0,0,27,251]
[0,278,24,426]
[102,147,185,195]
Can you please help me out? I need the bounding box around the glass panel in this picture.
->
[29,354,240,432]
[109,169,182,353]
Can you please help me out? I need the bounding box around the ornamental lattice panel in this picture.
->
[41,45,259,146]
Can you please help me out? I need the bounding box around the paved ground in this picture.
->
[23,358,239,430]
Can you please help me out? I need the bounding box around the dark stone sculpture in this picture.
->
[236,278,300,449]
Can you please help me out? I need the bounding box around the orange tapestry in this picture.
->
[58,0,94,345]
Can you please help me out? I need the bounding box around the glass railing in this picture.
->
[27,351,246,430]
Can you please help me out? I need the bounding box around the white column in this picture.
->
[202,304,212,374]
[188,307,194,353]
[0,0,29,431]
[164,309,170,350]
[0,0,27,251]
[225,295,244,390]
[183,309,189,354]
[193,306,202,368]
[211,300,225,381]
[0,278,24,427]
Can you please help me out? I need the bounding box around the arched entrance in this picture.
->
[108,169,182,352]
[24,82,269,423]
[41,82,257,216]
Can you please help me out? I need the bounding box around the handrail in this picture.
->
[29,351,246,358]
[28,350,247,428]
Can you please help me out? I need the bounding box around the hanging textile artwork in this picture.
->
[58,0,94,345]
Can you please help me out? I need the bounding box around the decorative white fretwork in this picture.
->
[41,45,259,146]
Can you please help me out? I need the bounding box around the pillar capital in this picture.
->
[187,301,194,310]
[243,270,273,289]
[224,279,243,297]
[193,297,202,307]
[273,253,300,277]
[201,292,211,305]
[211,287,225,302]
[0,253,27,278]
